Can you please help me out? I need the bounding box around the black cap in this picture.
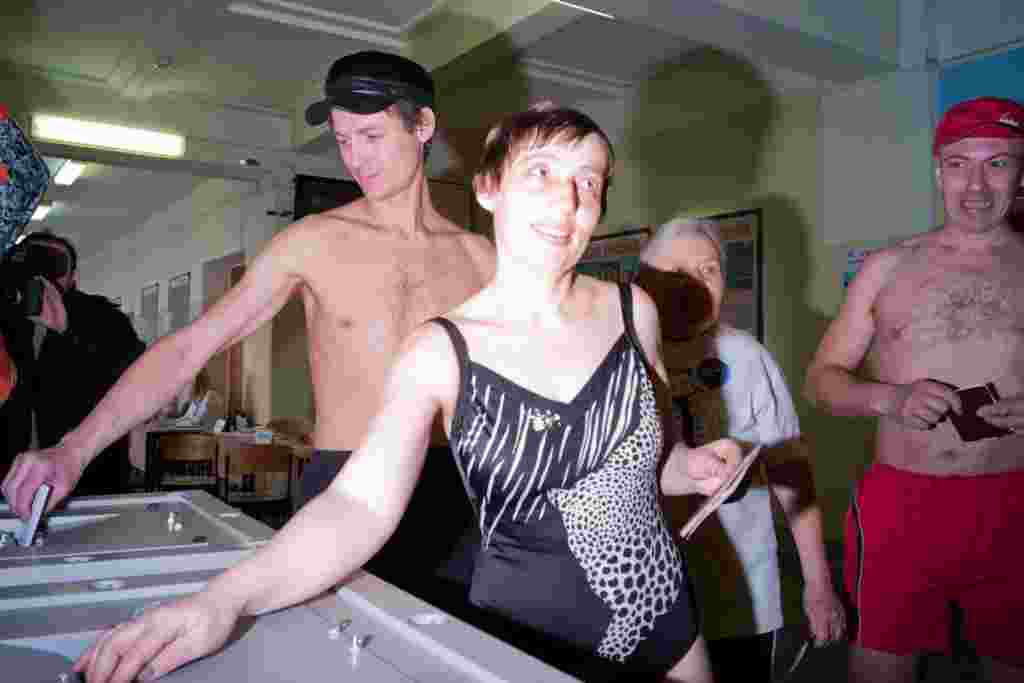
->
[305,51,435,126]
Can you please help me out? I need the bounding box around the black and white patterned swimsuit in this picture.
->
[434,284,698,678]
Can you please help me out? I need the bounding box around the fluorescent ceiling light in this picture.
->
[53,160,86,186]
[31,204,52,221]
[553,1,614,19]
[31,115,186,158]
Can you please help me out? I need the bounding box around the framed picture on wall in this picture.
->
[577,228,651,283]
[702,209,763,341]
[293,174,362,219]
[168,272,191,333]
[140,282,160,343]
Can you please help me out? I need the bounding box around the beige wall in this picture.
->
[820,68,937,245]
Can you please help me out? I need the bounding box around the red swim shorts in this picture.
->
[845,463,1024,668]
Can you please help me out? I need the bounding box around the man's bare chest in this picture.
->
[378,265,477,321]
[309,254,485,335]
[875,268,1024,349]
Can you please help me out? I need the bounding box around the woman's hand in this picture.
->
[686,438,743,496]
[76,589,241,683]
[662,438,743,496]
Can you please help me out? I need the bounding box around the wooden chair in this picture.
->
[145,431,219,497]
[218,440,294,529]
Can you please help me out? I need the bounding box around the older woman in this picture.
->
[77,105,741,683]
[637,217,845,681]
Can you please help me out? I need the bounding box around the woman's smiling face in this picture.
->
[479,132,610,274]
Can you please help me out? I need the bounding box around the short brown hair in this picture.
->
[474,102,614,213]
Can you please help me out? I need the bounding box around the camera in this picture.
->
[1,240,68,318]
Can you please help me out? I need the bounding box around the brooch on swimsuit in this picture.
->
[528,408,561,432]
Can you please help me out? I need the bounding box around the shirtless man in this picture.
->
[805,96,1024,683]
[1,51,494,591]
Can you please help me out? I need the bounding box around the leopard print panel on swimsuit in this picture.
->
[547,349,684,661]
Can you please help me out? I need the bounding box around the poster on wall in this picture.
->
[576,228,651,283]
[842,247,873,290]
[703,209,762,341]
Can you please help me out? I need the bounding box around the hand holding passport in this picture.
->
[949,382,1013,442]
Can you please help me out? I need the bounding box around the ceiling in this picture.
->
[4,0,900,260]
[37,158,206,257]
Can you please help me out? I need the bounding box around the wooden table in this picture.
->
[145,429,312,511]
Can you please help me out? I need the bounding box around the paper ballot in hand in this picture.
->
[679,445,762,542]
[15,484,51,547]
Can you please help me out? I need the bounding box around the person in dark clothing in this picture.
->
[0,231,145,496]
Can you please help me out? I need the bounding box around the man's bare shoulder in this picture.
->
[268,203,388,265]
[863,235,924,269]
[456,229,495,255]
[849,232,937,294]
[429,214,486,241]
[295,201,382,237]
[430,215,496,272]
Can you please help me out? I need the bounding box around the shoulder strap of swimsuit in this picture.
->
[619,280,664,375]
[617,281,643,354]
[429,317,481,517]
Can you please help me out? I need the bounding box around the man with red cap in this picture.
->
[806,96,1024,682]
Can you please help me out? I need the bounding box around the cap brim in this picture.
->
[935,121,1024,153]
[305,94,396,126]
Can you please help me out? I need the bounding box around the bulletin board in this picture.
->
[577,228,651,283]
[703,209,763,342]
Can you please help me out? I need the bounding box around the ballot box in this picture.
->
[0,491,580,682]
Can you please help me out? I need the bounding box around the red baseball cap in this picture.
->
[934,97,1024,154]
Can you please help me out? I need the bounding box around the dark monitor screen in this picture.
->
[293,174,362,220]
